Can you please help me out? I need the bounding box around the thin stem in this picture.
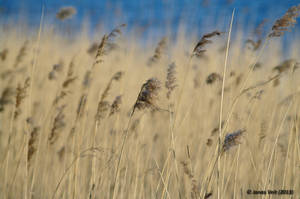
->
[218,8,235,199]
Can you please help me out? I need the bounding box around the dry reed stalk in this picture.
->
[165,62,181,197]
[112,78,161,199]
[80,26,125,197]
[217,9,234,199]
[263,101,292,194]
[56,6,77,21]
[24,7,44,199]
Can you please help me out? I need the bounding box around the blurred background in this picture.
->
[0,0,299,39]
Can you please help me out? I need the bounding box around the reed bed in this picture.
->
[0,5,300,199]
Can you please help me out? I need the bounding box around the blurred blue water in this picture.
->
[0,0,299,38]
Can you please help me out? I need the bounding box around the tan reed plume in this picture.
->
[95,71,124,122]
[94,24,126,65]
[0,48,8,61]
[110,95,122,116]
[192,31,223,57]
[148,37,168,66]
[273,59,299,74]
[206,73,222,84]
[56,6,77,21]
[269,4,300,37]
[83,24,126,90]
[165,62,178,99]
[27,123,40,167]
[48,105,66,145]
[48,60,64,80]
[13,41,28,68]
[246,19,267,51]
[0,87,14,112]
[14,77,30,119]
[133,78,161,113]
[221,129,245,155]
[53,58,77,105]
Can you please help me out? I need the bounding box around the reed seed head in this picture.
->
[269,4,300,37]
[134,78,161,111]
[165,62,178,99]
[110,95,122,116]
[56,6,77,21]
[222,129,245,154]
[193,31,223,57]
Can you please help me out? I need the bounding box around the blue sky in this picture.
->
[0,0,299,37]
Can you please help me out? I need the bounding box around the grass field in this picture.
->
[0,5,300,199]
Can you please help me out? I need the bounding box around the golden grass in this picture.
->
[0,6,300,198]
